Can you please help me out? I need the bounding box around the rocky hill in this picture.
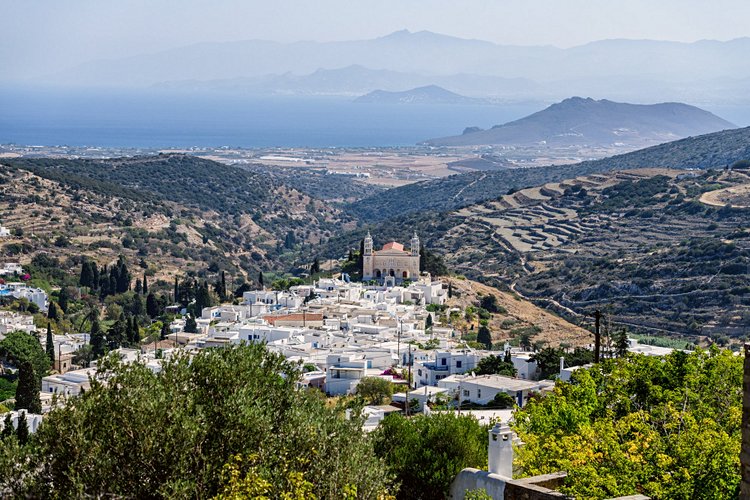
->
[0,155,352,285]
[350,126,750,222]
[425,97,735,147]
[355,85,482,105]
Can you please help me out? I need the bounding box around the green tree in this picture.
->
[425,314,433,332]
[0,331,49,386]
[16,412,29,445]
[146,292,159,319]
[142,273,148,295]
[514,349,742,499]
[15,361,42,414]
[475,355,516,377]
[1,414,13,440]
[89,315,105,358]
[80,260,95,288]
[160,321,170,340]
[45,323,55,366]
[477,325,492,350]
[57,287,69,314]
[355,377,393,405]
[47,301,59,321]
[310,258,320,275]
[373,412,487,499]
[614,329,629,358]
[184,315,198,334]
[258,271,264,289]
[6,344,393,498]
[134,279,143,295]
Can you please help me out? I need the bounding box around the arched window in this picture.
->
[375,270,382,278]
[389,269,395,277]
[403,271,408,278]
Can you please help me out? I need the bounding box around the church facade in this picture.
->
[362,232,420,282]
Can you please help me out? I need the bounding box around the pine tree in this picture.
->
[16,411,29,445]
[615,329,630,358]
[146,292,159,319]
[46,323,55,366]
[258,271,264,289]
[15,361,42,414]
[142,273,148,295]
[1,413,13,440]
[90,315,105,358]
[184,315,198,334]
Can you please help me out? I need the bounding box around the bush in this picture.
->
[372,412,488,500]
[355,377,393,405]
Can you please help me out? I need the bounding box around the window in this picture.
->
[477,389,481,398]
[463,389,470,397]
[418,369,422,376]
[456,360,462,368]
[441,358,447,366]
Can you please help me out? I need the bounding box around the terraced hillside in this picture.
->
[0,155,352,286]
[322,166,750,345]
[350,126,750,221]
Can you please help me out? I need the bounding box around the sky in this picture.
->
[2,0,750,80]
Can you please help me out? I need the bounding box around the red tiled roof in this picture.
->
[381,241,405,252]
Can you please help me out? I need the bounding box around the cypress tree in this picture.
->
[160,321,170,340]
[46,323,55,366]
[477,325,492,350]
[80,261,94,288]
[107,314,127,349]
[134,279,143,295]
[91,262,99,290]
[504,349,512,364]
[357,238,364,270]
[16,411,29,445]
[425,314,433,331]
[448,282,453,299]
[58,287,69,314]
[174,276,179,303]
[258,271,264,289]
[221,271,226,300]
[184,315,197,334]
[1,413,12,440]
[15,361,42,414]
[47,301,59,321]
[142,273,148,295]
[132,293,144,317]
[90,315,105,358]
[311,257,321,275]
[146,292,159,319]
[129,317,140,346]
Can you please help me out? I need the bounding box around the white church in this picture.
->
[362,232,421,283]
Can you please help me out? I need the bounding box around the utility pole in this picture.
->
[594,309,602,363]
[406,342,412,417]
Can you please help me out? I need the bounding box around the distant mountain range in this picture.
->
[37,30,750,105]
[355,85,487,105]
[425,97,736,147]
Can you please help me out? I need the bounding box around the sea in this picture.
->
[1,87,748,149]
[0,87,544,149]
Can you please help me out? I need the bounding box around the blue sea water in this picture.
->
[0,87,544,149]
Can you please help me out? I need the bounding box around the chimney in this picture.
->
[559,356,565,374]
[488,422,513,478]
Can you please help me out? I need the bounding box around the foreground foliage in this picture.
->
[513,348,742,499]
[0,344,392,498]
[372,412,488,500]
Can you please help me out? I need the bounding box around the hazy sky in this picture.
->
[2,0,750,80]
